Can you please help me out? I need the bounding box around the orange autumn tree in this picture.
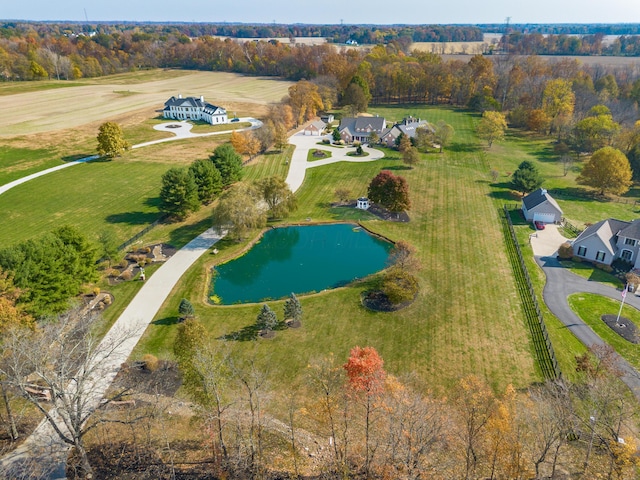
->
[343,346,386,476]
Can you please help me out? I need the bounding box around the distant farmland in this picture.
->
[0,70,292,137]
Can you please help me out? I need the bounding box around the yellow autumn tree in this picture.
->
[286,80,324,127]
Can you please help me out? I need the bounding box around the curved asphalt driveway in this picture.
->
[536,254,640,398]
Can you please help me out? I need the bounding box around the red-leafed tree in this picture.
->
[367,170,411,214]
[343,346,386,476]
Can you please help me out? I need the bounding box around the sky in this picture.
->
[3,0,640,25]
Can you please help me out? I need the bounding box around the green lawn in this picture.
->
[569,293,640,371]
[137,105,542,395]
[307,148,332,161]
[7,101,638,398]
[0,145,67,185]
[0,159,166,246]
[559,260,624,289]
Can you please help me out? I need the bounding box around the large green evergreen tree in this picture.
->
[511,160,544,194]
[189,158,223,204]
[284,293,302,323]
[0,226,98,317]
[210,144,244,186]
[159,167,200,219]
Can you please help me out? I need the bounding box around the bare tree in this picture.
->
[228,355,269,478]
[560,154,574,176]
[525,380,575,479]
[188,345,233,467]
[0,309,139,479]
[382,378,445,478]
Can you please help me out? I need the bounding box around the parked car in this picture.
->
[534,221,545,230]
[230,118,240,122]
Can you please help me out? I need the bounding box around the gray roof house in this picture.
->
[572,218,640,267]
[380,117,433,147]
[521,188,563,223]
[163,95,228,125]
[339,116,386,143]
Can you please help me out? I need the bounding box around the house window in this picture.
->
[577,246,587,257]
[625,238,637,246]
[596,251,606,262]
[622,250,633,261]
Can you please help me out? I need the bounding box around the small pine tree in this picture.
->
[257,304,278,331]
[284,293,302,323]
[178,298,195,319]
[332,127,341,142]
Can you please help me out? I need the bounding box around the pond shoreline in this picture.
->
[207,222,394,305]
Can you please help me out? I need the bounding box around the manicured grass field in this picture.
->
[137,106,542,395]
[0,159,167,246]
[569,293,640,370]
[5,90,637,399]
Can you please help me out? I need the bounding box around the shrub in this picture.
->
[120,270,133,281]
[353,140,361,147]
[382,267,419,305]
[557,242,574,259]
[179,298,195,319]
[103,294,112,305]
[97,261,110,271]
[338,140,345,145]
[356,145,363,155]
[571,256,583,263]
[92,287,101,297]
[119,259,129,269]
[322,138,330,144]
[107,268,120,277]
[142,354,160,372]
[594,262,613,273]
[626,272,640,288]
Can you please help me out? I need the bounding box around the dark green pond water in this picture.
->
[210,224,393,304]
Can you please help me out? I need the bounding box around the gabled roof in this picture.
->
[203,104,225,115]
[380,126,401,138]
[164,96,224,113]
[618,219,640,241]
[573,218,630,257]
[339,116,386,134]
[164,96,205,108]
[306,120,326,130]
[397,122,431,138]
[522,188,562,213]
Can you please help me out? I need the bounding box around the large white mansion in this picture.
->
[163,95,228,124]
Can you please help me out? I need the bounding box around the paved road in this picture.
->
[1,123,373,478]
[529,225,640,398]
[0,118,262,197]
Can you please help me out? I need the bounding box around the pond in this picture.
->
[210,223,393,304]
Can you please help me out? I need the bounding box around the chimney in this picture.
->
[200,95,204,102]
[541,188,547,195]
[178,94,182,99]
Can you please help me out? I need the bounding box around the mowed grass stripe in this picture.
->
[0,160,166,246]
[134,107,538,395]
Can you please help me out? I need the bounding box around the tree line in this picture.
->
[503,31,640,57]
